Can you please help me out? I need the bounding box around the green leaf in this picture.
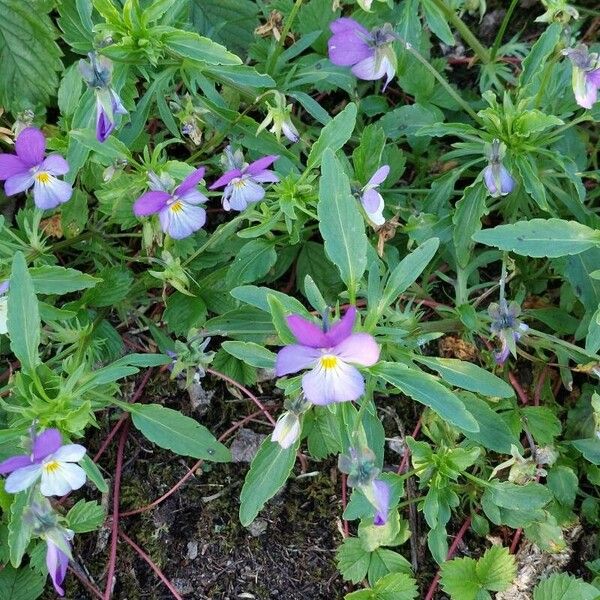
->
[453,183,488,268]
[547,465,578,507]
[307,102,357,170]
[81,454,108,493]
[306,406,343,459]
[421,0,455,45]
[225,239,277,287]
[7,252,40,374]
[81,266,133,307]
[520,22,562,90]
[70,129,132,162]
[571,438,600,464]
[239,437,299,526]
[164,291,207,337]
[0,565,45,600]
[533,573,599,600]
[473,219,600,257]
[231,285,308,315]
[487,481,552,511]
[66,499,105,533]
[0,0,63,111]
[346,572,418,600]
[191,0,259,55]
[222,341,276,369]
[318,149,368,295]
[367,548,413,587]
[380,238,439,309]
[337,537,371,584]
[128,403,230,462]
[521,406,561,445]
[163,29,242,65]
[28,265,100,295]
[374,363,479,433]
[440,545,516,600]
[8,492,33,568]
[58,63,84,118]
[515,155,549,211]
[415,356,514,398]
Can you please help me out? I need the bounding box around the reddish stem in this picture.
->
[206,367,276,425]
[533,367,548,407]
[68,565,104,599]
[341,473,349,537]
[509,528,523,554]
[103,420,130,600]
[397,419,422,474]
[508,372,529,405]
[118,530,183,600]
[423,517,472,600]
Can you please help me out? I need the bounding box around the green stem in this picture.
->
[490,0,519,61]
[265,0,304,75]
[401,39,481,123]
[430,0,491,64]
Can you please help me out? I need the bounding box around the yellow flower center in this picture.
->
[233,179,246,189]
[170,200,184,213]
[43,460,61,474]
[320,355,339,370]
[35,172,51,184]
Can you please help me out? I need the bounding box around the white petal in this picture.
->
[52,444,86,462]
[40,463,86,496]
[33,177,72,209]
[4,464,42,493]
[0,297,7,335]
[302,360,365,405]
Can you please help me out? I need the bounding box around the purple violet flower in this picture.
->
[45,528,74,596]
[328,18,397,90]
[360,165,389,226]
[133,167,208,240]
[271,411,301,449]
[483,139,515,198]
[210,152,279,212]
[79,53,128,142]
[489,299,528,365]
[0,127,72,209]
[275,307,380,405]
[368,479,390,526]
[0,428,86,497]
[563,44,600,109]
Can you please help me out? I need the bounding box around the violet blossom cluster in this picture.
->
[0,427,87,596]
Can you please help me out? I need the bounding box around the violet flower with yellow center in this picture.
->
[276,307,380,405]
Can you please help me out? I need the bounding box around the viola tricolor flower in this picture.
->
[365,478,390,526]
[0,280,8,335]
[563,44,600,109]
[0,428,86,497]
[275,307,380,405]
[79,53,128,142]
[328,18,397,89]
[0,127,72,209]
[483,139,515,197]
[210,148,279,211]
[257,92,300,143]
[488,299,528,364]
[45,527,74,596]
[360,165,389,226]
[133,167,208,240]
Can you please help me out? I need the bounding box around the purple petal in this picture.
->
[0,281,9,295]
[110,89,128,116]
[324,307,356,346]
[362,188,383,213]
[15,127,46,167]
[0,154,27,180]
[330,18,370,36]
[175,167,205,196]
[0,454,32,474]
[302,360,364,405]
[245,155,279,176]
[367,165,390,187]
[282,121,299,143]
[33,177,73,210]
[251,170,279,184]
[371,479,390,526]
[41,155,69,176]
[587,68,600,87]
[179,189,208,205]
[286,314,329,348]
[209,168,243,189]
[351,54,387,81]
[577,79,599,109]
[159,202,206,239]
[494,336,510,365]
[328,30,373,68]
[222,178,265,211]
[5,171,35,196]
[333,333,380,366]
[133,191,171,216]
[275,345,321,376]
[46,541,68,596]
[33,429,62,461]
[96,104,114,143]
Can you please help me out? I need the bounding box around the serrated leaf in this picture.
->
[66,499,105,533]
[337,537,371,584]
[473,219,600,257]
[318,149,367,295]
[533,573,599,600]
[28,265,100,295]
[0,565,45,600]
[239,437,299,526]
[547,466,578,507]
[128,403,231,462]
[346,572,418,600]
[0,0,63,111]
[7,252,40,374]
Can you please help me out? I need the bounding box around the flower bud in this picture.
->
[483,139,515,197]
[271,411,301,449]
